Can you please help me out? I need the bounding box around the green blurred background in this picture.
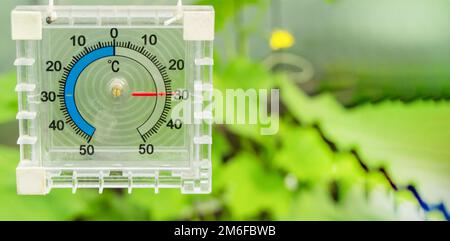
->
[0,0,449,220]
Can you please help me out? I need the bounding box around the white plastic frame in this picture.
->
[12,5,214,195]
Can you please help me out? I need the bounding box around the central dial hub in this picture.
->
[110,78,126,98]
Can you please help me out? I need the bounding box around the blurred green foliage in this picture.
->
[280,76,450,204]
[3,59,448,220]
[0,72,17,124]
[0,0,448,221]
[197,0,268,30]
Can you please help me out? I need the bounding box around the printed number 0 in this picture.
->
[139,144,154,155]
[80,145,94,156]
[169,59,184,70]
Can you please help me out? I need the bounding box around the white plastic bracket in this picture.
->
[11,10,43,40]
[46,0,58,23]
[183,9,215,41]
[164,0,184,26]
[16,167,47,195]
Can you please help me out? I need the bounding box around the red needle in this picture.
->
[132,92,174,97]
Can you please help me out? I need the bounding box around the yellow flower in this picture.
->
[270,29,295,50]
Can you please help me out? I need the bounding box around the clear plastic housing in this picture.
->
[13,5,214,195]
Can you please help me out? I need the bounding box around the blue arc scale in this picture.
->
[64,46,114,138]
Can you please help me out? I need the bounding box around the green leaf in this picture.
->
[289,185,399,221]
[0,72,18,125]
[215,57,275,90]
[278,75,450,209]
[220,152,291,220]
[274,125,334,184]
[213,58,278,141]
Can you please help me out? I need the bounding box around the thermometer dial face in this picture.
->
[13,5,214,194]
[43,28,189,166]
